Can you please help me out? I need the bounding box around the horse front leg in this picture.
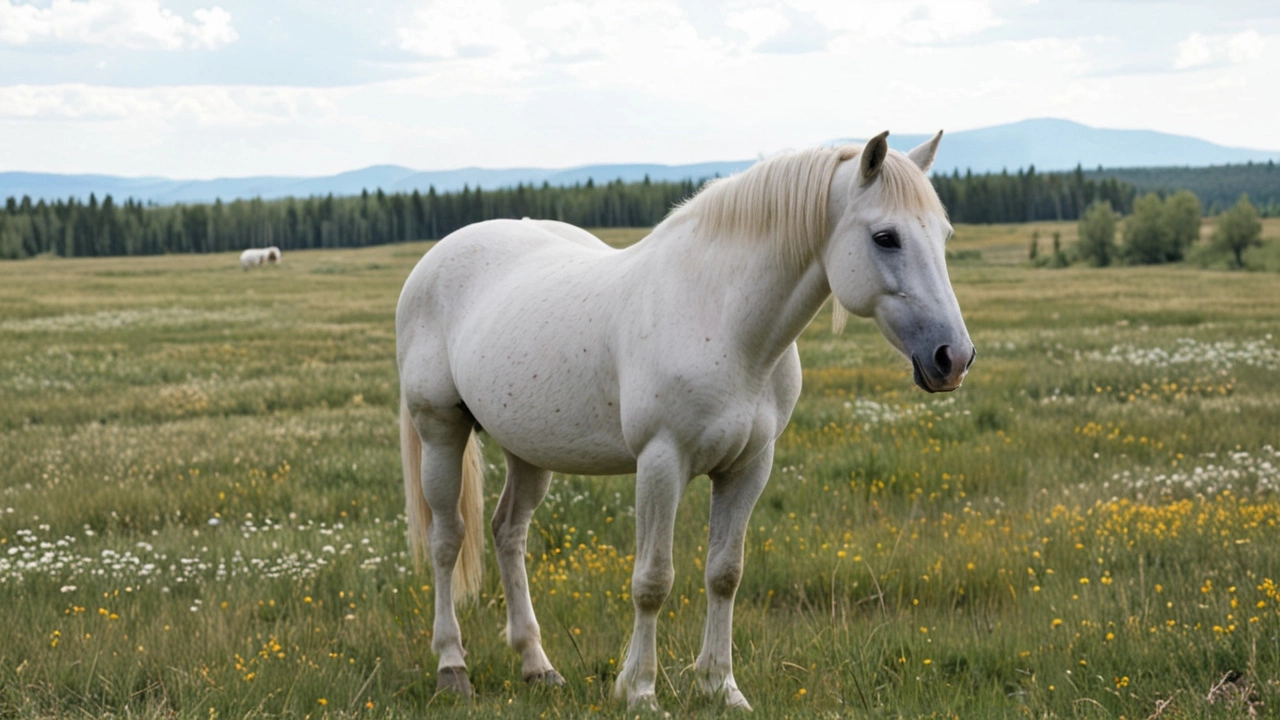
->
[492,451,562,685]
[697,444,773,711]
[613,442,688,711]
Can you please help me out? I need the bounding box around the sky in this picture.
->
[1,0,1278,178]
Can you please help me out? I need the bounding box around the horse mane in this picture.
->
[666,144,946,269]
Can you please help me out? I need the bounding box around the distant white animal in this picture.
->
[397,131,974,711]
[239,246,281,270]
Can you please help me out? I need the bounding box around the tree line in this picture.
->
[0,166,1143,260]
[1088,161,1280,217]
[0,178,698,260]
[932,165,1135,224]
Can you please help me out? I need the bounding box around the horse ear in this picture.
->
[907,130,943,172]
[859,131,890,185]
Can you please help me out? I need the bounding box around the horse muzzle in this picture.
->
[911,344,975,393]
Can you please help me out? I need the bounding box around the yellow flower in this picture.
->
[317,699,327,706]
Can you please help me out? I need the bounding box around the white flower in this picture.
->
[59,585,76,593]
[207,518,221,527]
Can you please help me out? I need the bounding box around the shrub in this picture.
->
[1211,194,1263,268]
[1162,190,1202,259]
[1076,201,1118,267]
[1122,191,1202,264]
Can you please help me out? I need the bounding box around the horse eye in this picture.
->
[872,230,901,250]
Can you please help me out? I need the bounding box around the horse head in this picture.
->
[824,131,975,392]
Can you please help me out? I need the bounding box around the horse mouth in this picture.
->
[911,354,960,394]
[911,355,936,393]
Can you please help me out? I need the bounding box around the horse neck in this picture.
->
[642,217,832,368]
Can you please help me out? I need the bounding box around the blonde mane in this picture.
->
[666,143,946,269]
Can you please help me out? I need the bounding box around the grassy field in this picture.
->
[3,221,1280,718]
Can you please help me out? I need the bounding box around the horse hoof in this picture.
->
[524,669,565,687]
[723,688,753,711]
[437,666,474,700]
[627,692,661,712]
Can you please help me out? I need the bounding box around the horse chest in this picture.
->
[619,352,798,477]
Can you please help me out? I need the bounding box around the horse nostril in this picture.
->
[933,345,952,376]
[966,347,977,371]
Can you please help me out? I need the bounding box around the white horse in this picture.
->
[396,131,973,711]
[239,246,281,269]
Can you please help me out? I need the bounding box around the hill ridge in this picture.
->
[3,118,1277,205]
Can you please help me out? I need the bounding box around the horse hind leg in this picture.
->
[411,412,479,699]
[492,451,562,686]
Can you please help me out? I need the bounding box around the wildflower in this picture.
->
[317,699,327,706]
[1051,618,1063,628]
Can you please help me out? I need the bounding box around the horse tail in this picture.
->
[401,399,485,604]
[454,429,486,602]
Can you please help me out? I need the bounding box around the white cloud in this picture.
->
[725,7,790,48]
[396,0,525,60]
[187,7,236,50]
[0,84,340,125]
[791,0,1000,45]
[1227,30,1265,64]
[525,0,705,64]
[0,0,238,50]
[1175,30,1266,70]
[895,0,1000,44]
[1174,32,1213,69]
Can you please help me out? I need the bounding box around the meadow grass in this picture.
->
[2,222,1280,718]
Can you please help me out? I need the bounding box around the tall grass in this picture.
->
[2,224,1280,717]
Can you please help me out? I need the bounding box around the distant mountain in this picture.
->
[4,118,1277,205]
[833,118,1280,176]
[0,161,754,206]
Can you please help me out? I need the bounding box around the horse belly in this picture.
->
[449,268,635,475]
[457,347,634,475]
